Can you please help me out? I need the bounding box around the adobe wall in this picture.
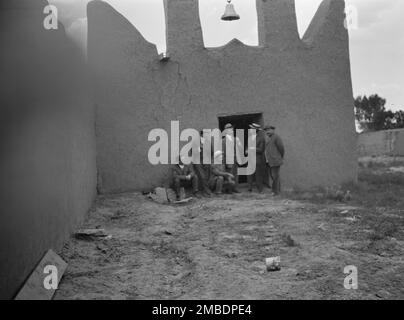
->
[88,0,358,193]
[358,129,404,157]
[0,0,97,299]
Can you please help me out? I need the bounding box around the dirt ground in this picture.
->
[55,157,404,300]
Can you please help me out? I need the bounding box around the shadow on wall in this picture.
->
[0,0,97,299]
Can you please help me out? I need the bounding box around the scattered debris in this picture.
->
[96,243,108,254]
[173,197,193,204]
[345,216,360,222]
[318,223,326,231]
[224,251,238,258]
[163,228,175,235]
[147,187,169,204]
[148,187,190,204]
[74,229,110,241]
[281,233,299,247]
[265,256,281,272]
[111,209,129,220]
[375,290,392,299]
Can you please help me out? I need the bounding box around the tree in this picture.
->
[354,94,404,131]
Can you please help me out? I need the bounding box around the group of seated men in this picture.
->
[171,123,285,201]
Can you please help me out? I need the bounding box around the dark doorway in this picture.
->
[218,112,264,183]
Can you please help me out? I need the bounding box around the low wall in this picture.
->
[358,129,404,157]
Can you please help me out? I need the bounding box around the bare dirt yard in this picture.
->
[55,157,404,300]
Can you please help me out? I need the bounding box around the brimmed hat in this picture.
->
[249,123,261,129]
[224,123,233,130]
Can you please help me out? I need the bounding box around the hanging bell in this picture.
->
[221,0,240,21]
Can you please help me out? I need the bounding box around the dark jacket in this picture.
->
[171,164,195,180]
[265,133,285,167]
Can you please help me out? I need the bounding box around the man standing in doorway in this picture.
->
[264,125,285,196]
[222,123,242,193]
[247,123,266,193]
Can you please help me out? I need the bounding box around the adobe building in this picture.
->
[0,0,357,299]
[88,0,358,194]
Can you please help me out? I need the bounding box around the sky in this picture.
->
[50,0,404,112]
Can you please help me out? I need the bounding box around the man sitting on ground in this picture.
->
[208,151,236,195]
[171,156,200,200]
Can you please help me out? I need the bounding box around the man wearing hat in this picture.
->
[221,123,242,193]
[264,125,285,196]
[247,123,267,193]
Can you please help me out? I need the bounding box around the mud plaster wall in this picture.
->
[88,0,358,194]
[358,129,404,157]
[0,0,97,299]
